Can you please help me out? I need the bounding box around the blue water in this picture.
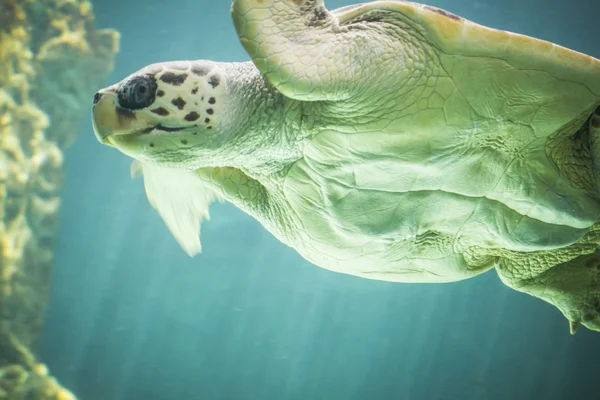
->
[39,1,600,399]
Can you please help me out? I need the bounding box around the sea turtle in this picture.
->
[91,0,600,334]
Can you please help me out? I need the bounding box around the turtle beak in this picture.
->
[92,88,143,146]
[92,89,118,145]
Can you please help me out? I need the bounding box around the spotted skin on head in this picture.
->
[92,60,230,165]
[140,61,226,131]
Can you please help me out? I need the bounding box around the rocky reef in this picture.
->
[0,1,119,398]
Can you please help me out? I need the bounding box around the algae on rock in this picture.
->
[0,1,119,398]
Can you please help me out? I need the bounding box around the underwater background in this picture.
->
[37,0,600,399]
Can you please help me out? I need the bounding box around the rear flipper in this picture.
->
[590,106,600,184]
[496,229,600,334]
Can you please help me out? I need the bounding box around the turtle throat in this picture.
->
[215,61,304,176]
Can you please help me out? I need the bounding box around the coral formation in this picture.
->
[0,0,119,398]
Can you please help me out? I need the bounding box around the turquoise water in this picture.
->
[40,1,600,399]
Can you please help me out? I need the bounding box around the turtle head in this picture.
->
[92,60,228,167]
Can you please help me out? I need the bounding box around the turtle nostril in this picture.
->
[93,92,102,104]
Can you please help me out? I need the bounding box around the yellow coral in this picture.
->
[55,388,76,400]
[0,1,119,399]
[32,363,49,377]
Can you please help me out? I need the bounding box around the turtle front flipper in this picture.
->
[132,162,223,256]
[231,0,370,100]
[133,162,292,256]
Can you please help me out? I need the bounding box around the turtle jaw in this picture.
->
[92,88,213,164]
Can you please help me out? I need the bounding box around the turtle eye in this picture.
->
[117,75,157,110]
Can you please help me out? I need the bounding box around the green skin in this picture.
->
[93,0,600,333]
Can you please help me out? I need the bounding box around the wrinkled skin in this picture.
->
[92,0,600,333]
